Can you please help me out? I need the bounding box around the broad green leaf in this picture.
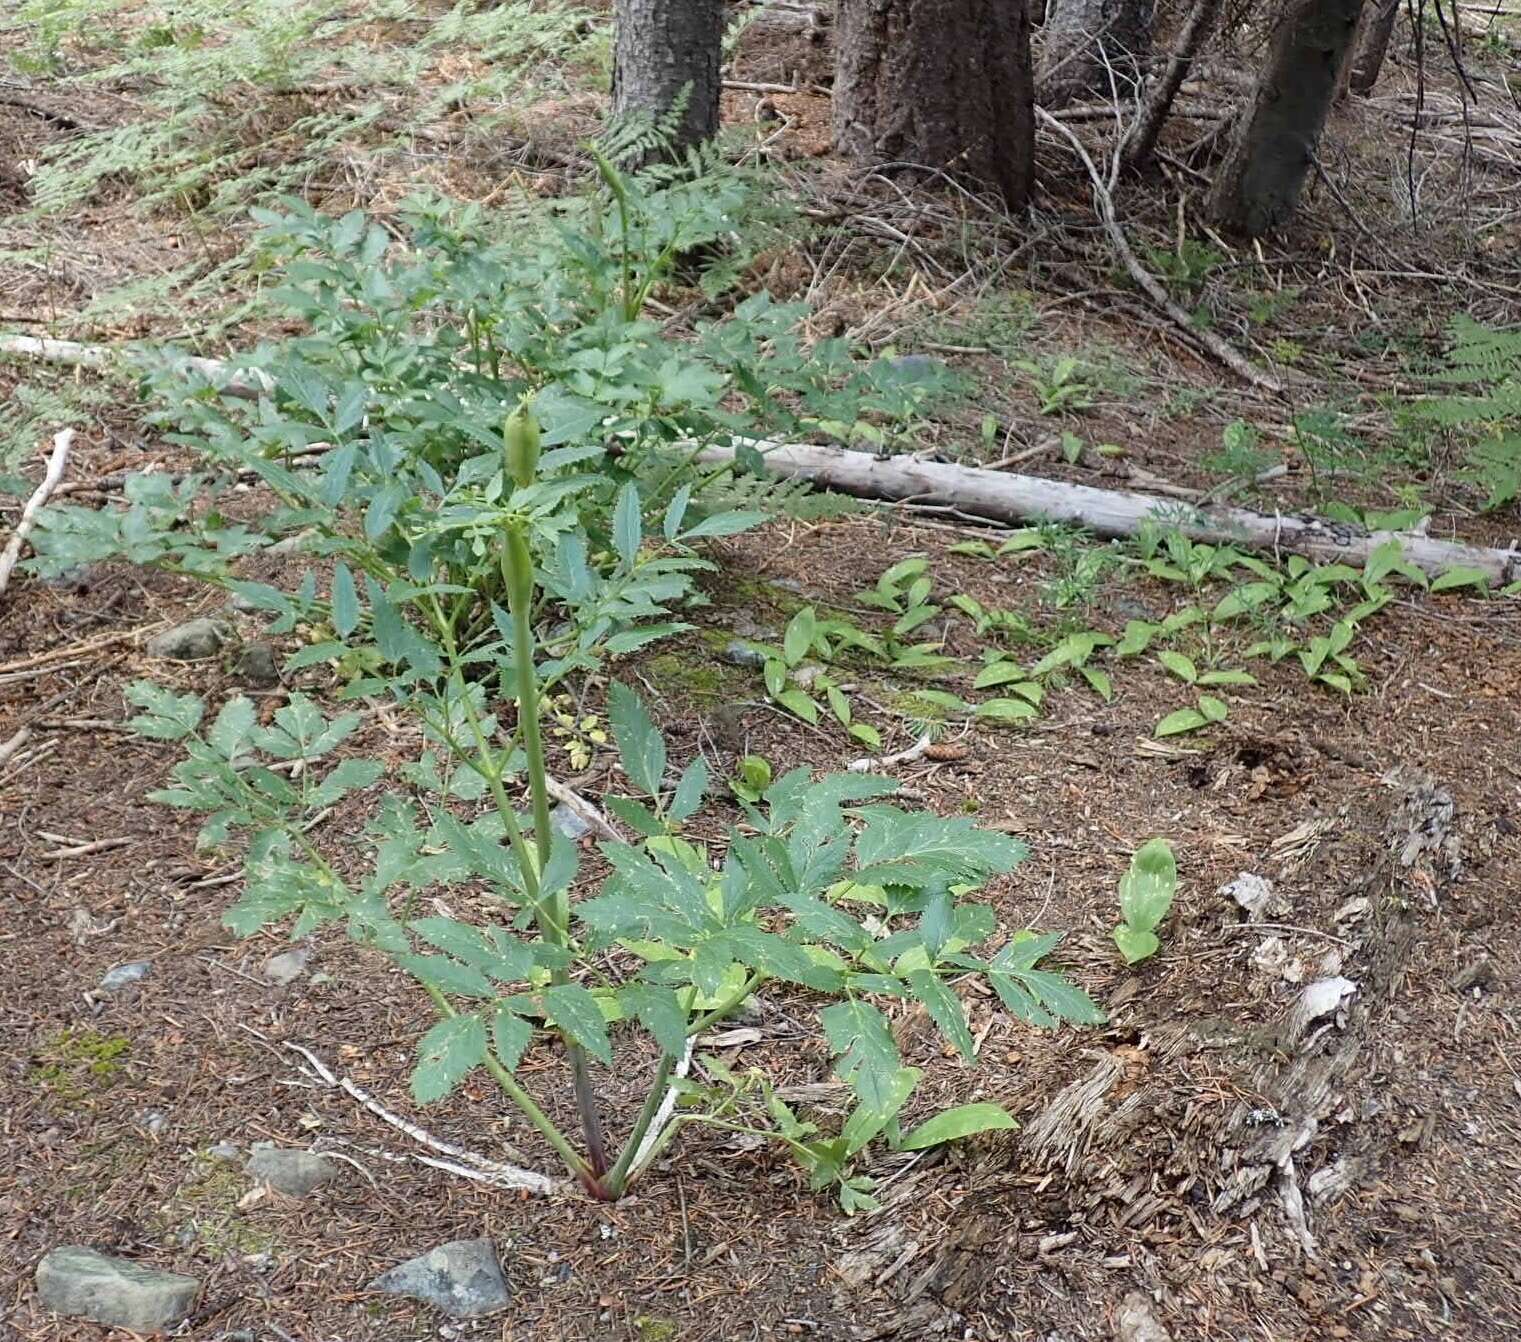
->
[207,695,256,759]
[719,925,843,991]
[821,999,905,1112]
[906,969,974,1057]
[669,755,709,823]
[543,983,614,1064]
[1114,620,1158,657]
[1080,666,1114,702]
[897,1103,1017,1151]
[1117,837,1176,936]
[1114,924,1160,963]
[840,1066,920,1156]
[125,681,204,740]
[681,509,767,540]
[490,1007,532,1072]
[409,918,533,983]
[1197,669,1256,687]
[848,722,882,749]
[783,606,817,666]
[608,681,666,798]
[776,688,820,723]
[1020,967,1106,1024]
[396,954,496,999]
[411,1015,486,1103]
[1155,707,1207,737]
[330,562,361,638]
[976,697,1037,723]
[612,482,641,567]
[973,661,1027,691]
[1156,650,1197,683]
[1431,566,1489,593]
[663,484,693,541]
[619,983,690,1057]
[1198,694,1229,723]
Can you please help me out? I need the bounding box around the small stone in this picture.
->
[207,1141,241,1162]
[35,1246,199,1332]
[1117,1291,1173,1342]
[720,640,766,670]
[1221,872,1275,921]
[146,618,226,661]
[550,803,591,840]
[136,1109,169,1137]
[882,353,943,380]
[233,640,280,688]
[369,1238,511,1319]
[98,960,152,993]
[261,948,309,986]
[225,591,264,615]
[246,1143,342,1197]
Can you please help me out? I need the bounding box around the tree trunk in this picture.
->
[833,0,1036,210]
[1344,0,1401,94]
[612,0,724,156]
[1121,0,1224,171]
[1038,0,1154,107]
[1207,0,1365,237]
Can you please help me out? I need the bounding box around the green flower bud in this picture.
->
[503,409,541,488]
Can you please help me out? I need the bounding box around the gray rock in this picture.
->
[233,640,280,688]
[246,1143,342,1197]
[207,1141,241,1163]
[1117,1292,1172,1342]
[136,1109,169,1137]
[146,618,226,661]
[369,1238,511,1319]
[35,1246,199,1332]
[882,353,944,380]
[261,947,309,986]
[98,960,151,993]
[720,640,766,670]
[550,803,590,840]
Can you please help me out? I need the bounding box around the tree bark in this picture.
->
[833,0,1036,210]
[612,0,724,156]
[1121,0,1225,171]
[1344,0,1402,94]
[1207,0,1365,237]
[1038,0,1154,107]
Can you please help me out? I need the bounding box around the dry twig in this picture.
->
[283,1042,563,1196]
[0,429,73,597]
[1035,107,1286,394]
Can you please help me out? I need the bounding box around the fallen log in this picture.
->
[697,439,1521,584]
[7,334,1519,583]
[0,334,271,397]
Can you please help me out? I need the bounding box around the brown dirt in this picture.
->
[5,6,1521,1341]
[4,479,1521,1340]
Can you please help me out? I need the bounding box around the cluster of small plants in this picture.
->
[730,518,1510,748]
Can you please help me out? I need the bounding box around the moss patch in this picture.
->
[645,650,733,700]
[30,1028,131,1100]
[152,1159,278,1257]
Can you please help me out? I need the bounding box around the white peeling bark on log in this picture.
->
[0,334,272,398]
[697,439,1521,583]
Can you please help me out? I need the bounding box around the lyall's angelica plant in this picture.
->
[120,410,1102,1209]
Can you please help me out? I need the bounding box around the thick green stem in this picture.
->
[420,984,595,1186]
[502,520,610,1176]
[603,1050,678,1195]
